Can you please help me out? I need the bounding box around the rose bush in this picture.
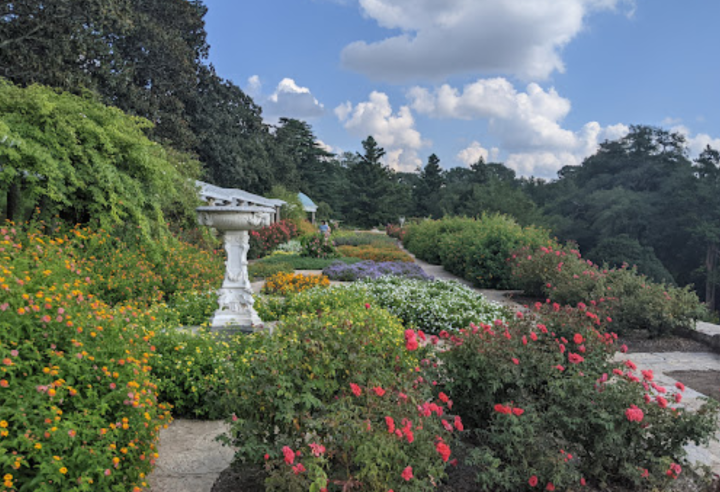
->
[248,220,298,260]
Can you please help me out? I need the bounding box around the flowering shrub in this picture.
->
[511,243,704,335]
[322,260,432,282]
[149,326,240,419]
[300,233,339,259]
[220,308,459,491]
[385,223,406,241]
[403,215,551,289]
[262,272,331,296]
[337,244,414,263]
[248,220,299,260]
[258,277,509,335]
[0,224,173,491]
[433,302,719,490]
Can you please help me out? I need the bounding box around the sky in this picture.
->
[201,0,720,179]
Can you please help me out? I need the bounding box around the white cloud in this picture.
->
[336,91,430,172]
[316,139,341,155]
[669,125,720,158]
[342,0,634,82]
[456,141,500,166]
[409,77,633,178]
[247,77,325,123]
[246,75,262,97]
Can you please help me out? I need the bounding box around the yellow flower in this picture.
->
[59,467,68,474]
[0,421,7,428]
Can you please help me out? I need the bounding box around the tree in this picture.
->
[414,154,445,217]
[343,136,396,228]
[188,67,274,192]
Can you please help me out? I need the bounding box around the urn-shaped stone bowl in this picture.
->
[196,205,274,232]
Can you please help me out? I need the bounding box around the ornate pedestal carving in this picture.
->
[196,206,273,332]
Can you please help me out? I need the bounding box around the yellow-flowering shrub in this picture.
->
[261,272,330,296]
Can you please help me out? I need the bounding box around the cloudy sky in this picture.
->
[202,0,720,179]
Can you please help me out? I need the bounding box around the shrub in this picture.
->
[0,224,172,492]
[434,303,719,491]
[337,244,414,263]
[385,223,406,241]
[259,277,510,335]
[149,326,239,419]
[300,233,339,259]
[220,308,458,491]
[248,261,294,280]
[511,244,704,336]
[261,272,330,296]
[403,215,551,289]
[322,260,432,282]
[248,220,299,260]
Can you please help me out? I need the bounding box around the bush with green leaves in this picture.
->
[149,326,240,419]
[0,78,201,236]
[403,215,551,289]
[300,233,339,259]
[432,303,719,491]
[257,277,510,335]
[331,231,397,247]
[220,308,459,491]
[511,243,704,336]
[275,239,302,253]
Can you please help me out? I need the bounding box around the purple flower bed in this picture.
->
[322,260,433,281]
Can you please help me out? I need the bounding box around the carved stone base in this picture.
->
[209,307,263,331]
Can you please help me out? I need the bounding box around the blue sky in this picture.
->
[202,0,720,179]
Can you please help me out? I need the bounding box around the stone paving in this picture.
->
[150,252,720,491]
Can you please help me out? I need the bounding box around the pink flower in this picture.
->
[546,483,556,491]
[373,387,386,397]
[528,475,538,487]
[104,469,111,476]
[309,442,325,457]
[401,466,413,481]
[512,407,524,416]
[292,463,306,475]
[625,360,637,370]
[454,416,464,431]
[666,463,682,479]
[625,405,644,423]
[656,396,668,409]
[674,393,682,403]
[364,303,370,309]
[555,365,565,372]
[675,382,685,392]
[385,416,395,433]
[438,392,450,403]
[494,404,512,415]
[436,441,451,462]
[350,383,362,397]
[641,469,649,478]
[512,358,519,365]
[282,446,295,465]
[568,353,584,364]
[573,333,584,344]
[442,419,453,432]
[641,369,654,381]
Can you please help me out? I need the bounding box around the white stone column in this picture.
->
[210,230,262,330]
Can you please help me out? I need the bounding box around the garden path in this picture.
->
[150,253,720,491]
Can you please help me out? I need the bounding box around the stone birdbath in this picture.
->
[196,205,274,332]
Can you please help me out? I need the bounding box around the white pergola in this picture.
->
[196,181,285,223]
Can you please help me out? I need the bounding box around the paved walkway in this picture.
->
[150,254,720,491]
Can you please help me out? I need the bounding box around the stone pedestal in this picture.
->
[196,205,273,332]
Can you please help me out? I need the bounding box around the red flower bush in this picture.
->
[248,219,298,259]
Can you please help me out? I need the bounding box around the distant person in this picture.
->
[319,220,331,237]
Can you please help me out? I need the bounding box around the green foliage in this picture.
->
[337,244,414,263]
[0,79,202,237]
[435,304,719,491]
[266,185,307,225]
[300,233,340,259]
[404,215,551,289]
[220,308,457,491]
[511,244,704,336]
[248,261,295,280]
[587,234,675,284]
[149,326,239,419]
[251,253,363,271]
[0,223,173,492]
[332,231,398,247]
[258,277,510,335]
